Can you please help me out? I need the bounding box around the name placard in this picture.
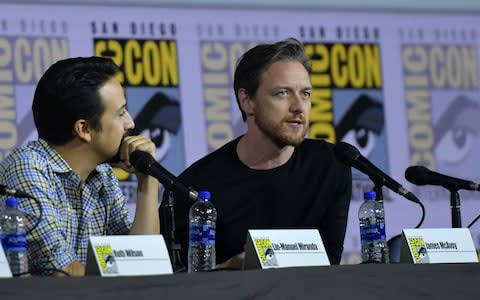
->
[0,246,12,278]
[400,228,478,264]
[86,235,172,276]
[244,229,329,269]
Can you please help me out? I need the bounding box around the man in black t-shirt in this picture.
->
[162,38,352,269]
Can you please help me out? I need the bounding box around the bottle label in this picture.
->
[375,214,386,240]
[189,223,215,245]
[360,223,380,241]
[2,233,27,252]
[360,217,386,241]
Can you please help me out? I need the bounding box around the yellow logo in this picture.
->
[408,237,429,264]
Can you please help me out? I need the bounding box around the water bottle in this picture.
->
[358,191,389,263]
[188,191,217,272]
[0,197,28,275]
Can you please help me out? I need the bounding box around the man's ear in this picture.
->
[238,88,254,118]
[73,119,92,143]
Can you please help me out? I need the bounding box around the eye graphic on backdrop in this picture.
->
[112,92,182,181]
[434,95,479,165]
[131,92,182,161]
[336,94,384,158]
[341,128,377,158]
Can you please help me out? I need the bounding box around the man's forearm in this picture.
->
[130,175,160,234]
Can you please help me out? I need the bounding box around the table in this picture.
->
[1,263,479,299]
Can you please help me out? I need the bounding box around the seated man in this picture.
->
[163,38,352,269]
[0,57,160,276]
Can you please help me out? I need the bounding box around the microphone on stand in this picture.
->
[405,165,480,192]
[160,188,186,272]
[130,150,198,201]
[333,141,420,204]
[129,150,195,272]
[404,165,476,229]
[334,141,425,229]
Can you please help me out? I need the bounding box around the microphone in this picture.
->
[334,141,420,203]
[129,150,198,201]
[0,184,33,198]
[405,165,480,191]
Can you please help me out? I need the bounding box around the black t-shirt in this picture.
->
[161,137,352,265]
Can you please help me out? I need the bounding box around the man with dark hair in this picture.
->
[165,38,351,269]
[0,57,160,276]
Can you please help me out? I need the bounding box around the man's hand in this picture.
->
[116,135,157,178]
[216,252,245,270]
[56,260,85,276]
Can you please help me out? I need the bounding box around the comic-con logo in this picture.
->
[305,42,387,177]
[0,35,68,159]
[95,38,183,180]
[402,43,479,174]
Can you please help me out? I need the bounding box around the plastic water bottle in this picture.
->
[0,198,28,275]
[358,191,389,263]
[188,191,217,272]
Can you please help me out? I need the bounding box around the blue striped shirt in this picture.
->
[0,139,131,271]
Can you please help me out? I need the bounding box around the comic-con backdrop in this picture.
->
[1,4,479,263]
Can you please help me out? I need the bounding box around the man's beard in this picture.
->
[254,115,307,148]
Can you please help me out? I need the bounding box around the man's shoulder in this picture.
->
[299,138,334,155]
[0,140,54,188]
[179,139,238,179]
[0,140,50,170]
[297,139,348,171]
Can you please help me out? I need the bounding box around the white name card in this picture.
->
[244,229,329,269]
[86,235,173,276]
[0,246,12,278]
[400,228,478,264]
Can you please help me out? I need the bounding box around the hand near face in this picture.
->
[115,135,157,176]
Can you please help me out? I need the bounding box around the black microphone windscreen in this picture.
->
[405,166,429,185]
[129,150,155,173]
[333,142,360,165]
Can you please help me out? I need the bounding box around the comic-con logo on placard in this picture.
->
[95,244,119,274]
[407,237,430,264]
[254,238,279,267]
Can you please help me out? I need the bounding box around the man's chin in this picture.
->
[280,127,307,146]
[288,136,305,147]
[273,134,305,147]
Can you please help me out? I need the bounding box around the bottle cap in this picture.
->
[363,191,376,201]
[198,191,211,201]
[5,197,20,207]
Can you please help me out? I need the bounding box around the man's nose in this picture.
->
[290,93,306,113]
[126,111,135,130]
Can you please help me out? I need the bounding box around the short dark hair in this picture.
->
[32,56,120,145]
[233,38,311,121]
